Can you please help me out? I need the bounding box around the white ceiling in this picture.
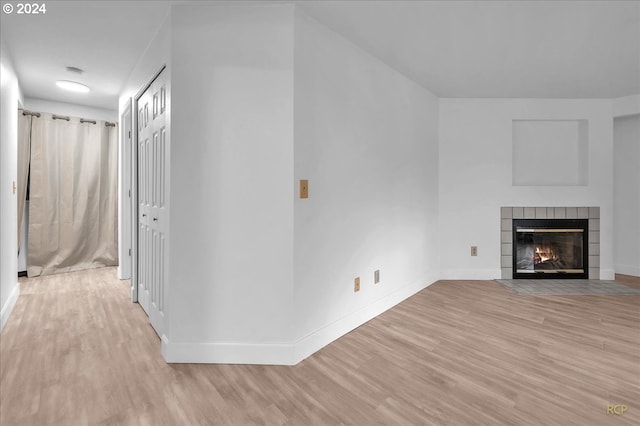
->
[298,0,640,99]
[1,0,638,111]
[0,1,171,111]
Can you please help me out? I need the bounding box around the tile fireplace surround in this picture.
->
[501,207,600,280]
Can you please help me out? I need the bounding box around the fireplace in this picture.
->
[513,219,588,279]
[500,207,599,280]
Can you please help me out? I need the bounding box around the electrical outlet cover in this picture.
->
[299,180,309,199]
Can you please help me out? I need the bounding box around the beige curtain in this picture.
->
[27,114,118,277]
[17,111,33,251]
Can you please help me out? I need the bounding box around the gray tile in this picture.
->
[589,218,600,231]
[547,208,555,219]
[501,231,512,243]
[501,207,512,219]
[501,244,513,256]
[513,207,524,219]
[589,255,600,267]
[589,231,600,243]
[578,207,589,219]
[501,268,513,279]
[494,279,640,295]
[589,243,600,256]
[554,207,566,219]
[501,256,513,268]
[524,207,536,218]
[501,219,512,231]
[535,207,547,219]
[589,207,600,218]
[589,268,600,279]
[566,207,578,219]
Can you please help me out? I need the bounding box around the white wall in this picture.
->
[0,40,23,331]
[614,114,640,276]
[439,99,614,280]
[293,10,440,360]
[163,3,295,363]
[119,9,171,112]
[23,98,117,122]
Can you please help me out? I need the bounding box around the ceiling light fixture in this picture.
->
[56,80,90,93]
[66,66,84,74]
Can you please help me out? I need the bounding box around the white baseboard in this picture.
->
[117,265,131,280]
[0,282,20,332]
[439,269,501,280]
[162,335,296,365]
[599,269,615,280]
[614,264,640,278]
[161,274,439,365]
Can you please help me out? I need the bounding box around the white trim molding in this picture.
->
[600,269,616,280]
[162,336,297,365]
[439,269,501,281]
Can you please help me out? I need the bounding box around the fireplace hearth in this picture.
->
[513,219,588,279]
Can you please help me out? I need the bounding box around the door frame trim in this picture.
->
[118,99,133,284]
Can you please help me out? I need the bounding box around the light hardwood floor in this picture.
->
[1,268,638,425]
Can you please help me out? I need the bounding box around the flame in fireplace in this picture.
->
[535,246,557,264]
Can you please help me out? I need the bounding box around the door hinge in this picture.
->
[128,130,131,139]
[128,189,131,198]
[128,248,131,256]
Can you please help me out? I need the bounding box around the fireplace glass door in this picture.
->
[513,219,588,279]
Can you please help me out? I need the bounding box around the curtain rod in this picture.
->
[81,119,116,127]
[22,109,116,127]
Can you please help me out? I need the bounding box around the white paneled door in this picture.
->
[137,69,168,338]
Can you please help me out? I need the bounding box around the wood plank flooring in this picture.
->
[1,268,638,425]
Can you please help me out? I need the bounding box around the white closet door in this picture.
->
[137,69,168,338]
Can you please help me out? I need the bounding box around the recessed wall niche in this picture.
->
[512,120,588,186]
